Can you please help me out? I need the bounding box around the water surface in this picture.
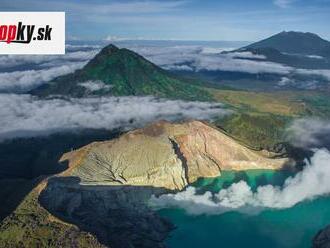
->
[159,170,330,248]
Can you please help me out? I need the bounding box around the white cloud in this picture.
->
[151,149,330,214]
[78,80,112,92]
[0,62,86,93]
[192,55,292,74]
[1,0,186,15]
[65,44,102,50]
[84,1,187,14]
[274,0,296,8]
[127,45,292,74]
[0,49,98,69]
[227,51,266,60]
[278,77,294,86]
[297,69,330,81]
[127,44,330,82]
[277,77,320,89]
[1,42,329,95]
[105,35,133,42]
[126,45,200,66]
[306,55,324,60]
[287,118,330,148]
[0,46,99,93]
[165,64,194,71]
[0,94,230,141]
[105,35,152,42]
[200,47,235,54]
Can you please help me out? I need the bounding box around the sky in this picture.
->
[1,0,330,42]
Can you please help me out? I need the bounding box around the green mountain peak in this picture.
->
[31,44,211,101]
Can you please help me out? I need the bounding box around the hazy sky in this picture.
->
[1,0,330,41]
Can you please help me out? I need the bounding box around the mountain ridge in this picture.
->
[0,120,292,247]
[59,120,290,189]
[31,44,212,101]
[242,31,330,57]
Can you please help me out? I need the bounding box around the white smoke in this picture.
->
[150,149,330,215]
[0,94,230,141]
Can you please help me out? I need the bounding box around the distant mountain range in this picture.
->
[236,31,330,69]
[243,31,330,57]
[32,31,330,96]
[198,31,330,91]
[32,44,212,101]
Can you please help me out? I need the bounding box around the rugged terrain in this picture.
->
[243,31,330,57]
[2,31,330,247]
[0,120,291,247]
[31,44,211,101]
[187,31,330,91]
[60,120,290,189]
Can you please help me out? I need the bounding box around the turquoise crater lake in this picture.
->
[158,170,330,248]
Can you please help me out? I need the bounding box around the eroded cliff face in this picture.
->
[40,120,292,247]
[62,133,188,190]
[61,120,291,190]
[0,120,294,248]
[39,177,172,248]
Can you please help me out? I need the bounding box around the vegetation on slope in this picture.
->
[0,181,105,248]
[210,89,307,116]
[214,112,290,150]
[32,44,212,101]
[243,31,330,57]
[210,89,330,150]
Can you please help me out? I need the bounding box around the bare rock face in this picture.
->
[1,120,293,248]
[40,177,173,248]
[42,120,291,247]
[61,120,291,190]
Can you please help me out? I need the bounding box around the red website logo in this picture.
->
[0,22,52,44]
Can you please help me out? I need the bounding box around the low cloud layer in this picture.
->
[287,118,330,148]
[274,0,295,8]
[0,62,86,93]
[78,80,112,92]
[0,49,97,69]
[192,55,291,74]
[128,45,290,75]
[0,94,229,141]
[151,149,330,215]
[127,44,330,82]
[0,46,99,93]
[1,42,329,93]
